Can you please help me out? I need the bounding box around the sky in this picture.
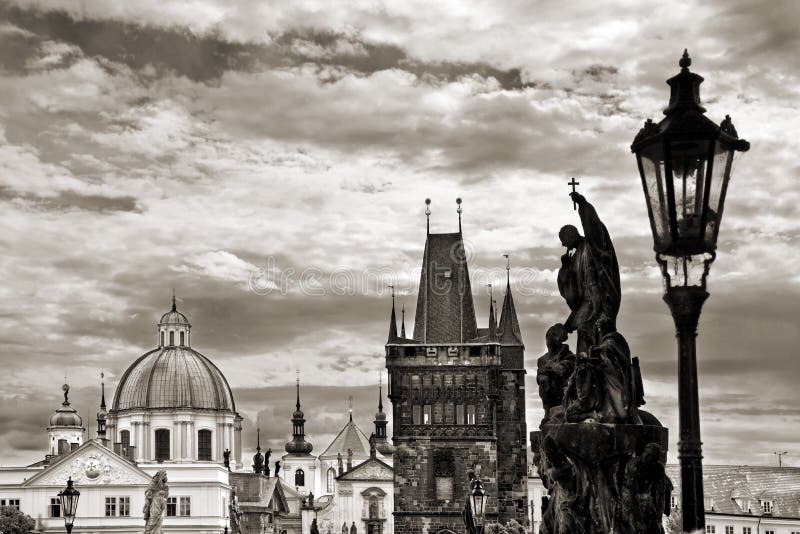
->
[0,0,798,468]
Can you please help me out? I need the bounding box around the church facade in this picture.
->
[385,206,529,534]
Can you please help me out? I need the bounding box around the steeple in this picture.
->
[285,371,313,454]
[387,286,398,343]
[253,428,265,474]
[498,255,523,346]
[488,284,497,341]
[373,375,393,456]
[400,302,406,338]
[96,372,108,444]
[412,198,478,344]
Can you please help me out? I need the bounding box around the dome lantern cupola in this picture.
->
[48,383,84,456]
[158,292,191,347]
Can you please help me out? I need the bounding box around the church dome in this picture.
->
[49,385,83,427]
[112,347,235,411]
[112,300,235,412]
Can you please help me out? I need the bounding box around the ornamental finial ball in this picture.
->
[679,49,691,69]
[425,198,431,206]
[456,197,462,205]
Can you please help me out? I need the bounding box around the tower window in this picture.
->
[198,429,212,461]
[169,331,175,345]
[327,468,336,493]
[180,331,185,346]
[295,468,305,487]
[160,331,164,346]
[412,405,421,425]
[155,429,170,461]
[120,429,130,447]
[456,405,465,424]
[466,405,476,425]
[423,405,432,425]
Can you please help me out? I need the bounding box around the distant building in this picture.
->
[667,464,800,534]
[386,207,529,534]
[0,298,392,534]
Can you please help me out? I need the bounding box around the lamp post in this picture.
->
[469,478,487,534]
[631,50,749,533]
[57,477,80,534]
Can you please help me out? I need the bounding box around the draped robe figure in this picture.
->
[537,323,575,424]
[143,470,169,534]
[557,192,621,353]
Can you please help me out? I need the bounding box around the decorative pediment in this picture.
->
[24,441,150,487]
[339,458,393,481]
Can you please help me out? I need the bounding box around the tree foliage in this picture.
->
[0,506,36,534]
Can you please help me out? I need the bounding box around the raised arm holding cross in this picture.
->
[568,177,580,210]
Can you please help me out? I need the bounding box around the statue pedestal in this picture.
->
[532,423,671,534]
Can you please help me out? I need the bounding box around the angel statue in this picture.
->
[143,470,169,534]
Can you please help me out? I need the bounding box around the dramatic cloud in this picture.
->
[0,0,797,468]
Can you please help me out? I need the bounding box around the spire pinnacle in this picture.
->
[349,395,353,422]
[488,284,497,341]
[456,197,463,233]
[425,198,431,234]
[295,369,301,411]
[171,288,177,312]
[100,371,106,410]
[378,373,383,413]
[503,254,510,287]
[256,427,261,452]
[387,285,398,343]
[400,302,406,338]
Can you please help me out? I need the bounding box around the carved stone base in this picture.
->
[532,423,671,534]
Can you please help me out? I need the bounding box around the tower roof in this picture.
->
[412,232,477,343]
[320,419,380,460]
[498,274,523,346]
[49,384,83,428]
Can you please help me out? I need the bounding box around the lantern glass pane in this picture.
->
[670,140,709,247]
[639,154,671,251]
[705,142,734,250]
[664,253,713,289]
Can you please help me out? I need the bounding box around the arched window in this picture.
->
[179,331,185,346]
[120,430,130,447]
[327,468,336,493]
[295,468,305,487]
[169,331,175,345]
[160,331,164,346]
[155,429,170,461]
[198,429,212,461]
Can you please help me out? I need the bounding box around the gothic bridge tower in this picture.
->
[385,200,528,534]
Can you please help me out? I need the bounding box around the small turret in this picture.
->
[285,372,313,454]
[96,372,108,446]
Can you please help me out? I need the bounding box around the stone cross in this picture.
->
[568,177,580,210]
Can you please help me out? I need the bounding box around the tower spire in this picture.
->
[171,288,177,312]
[295,369,301,411]
[456,197,463,233]
[400,302,406,338]
[488,284,497,341]
[97,371,108,443]
[349,395,353,422]
[387,285,398,343]
[498,254,523,346]
[425,198,431,234]
[378,373,384,413]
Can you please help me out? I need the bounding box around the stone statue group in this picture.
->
[532,192,673,534]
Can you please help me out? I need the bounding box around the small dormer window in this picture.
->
[761,499,773,514]
[704,497,715,511]
[447,347,458,356]
[426,347,437,357]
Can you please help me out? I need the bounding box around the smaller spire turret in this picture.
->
[400,302,406,338]
[425,198,431,234]
[373,375,393,456]
[456,197,463,233]
[285,371,313,455]
[498,255,523,346]
[488,284,497,341]
[97,372,108,443]
[387,285,398,343]
[253,428,265,474]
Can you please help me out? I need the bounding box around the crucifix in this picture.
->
[568,177,580,210]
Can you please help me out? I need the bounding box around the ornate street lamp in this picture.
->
[470,478,487,534]
[57,477,80,534]
[631,50,749,532]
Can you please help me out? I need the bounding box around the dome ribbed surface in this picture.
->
[112,347,235,411]
[159,309,190,326]
[50,406,83,427]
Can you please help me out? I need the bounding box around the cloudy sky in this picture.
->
[0,0,798,468]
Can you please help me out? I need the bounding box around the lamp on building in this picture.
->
[57,477,80,534]
[469,478,487,534]
[631,50,749,533]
